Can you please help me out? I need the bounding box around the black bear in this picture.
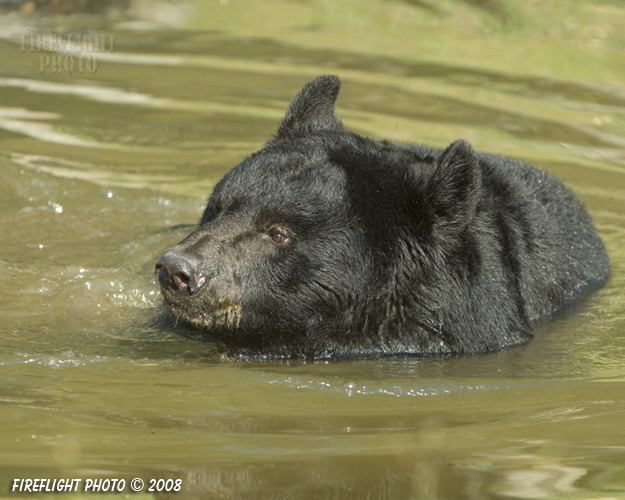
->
[155,75,610,359]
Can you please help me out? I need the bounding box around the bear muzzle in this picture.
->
[155,248,207,296]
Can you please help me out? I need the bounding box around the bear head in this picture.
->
[155,75,489,358]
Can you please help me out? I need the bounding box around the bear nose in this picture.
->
[155,249,206,295]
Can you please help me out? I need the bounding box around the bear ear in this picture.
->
[424,139,481,235]
[277,75,344,136]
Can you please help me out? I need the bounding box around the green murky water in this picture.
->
[1,1,625,498]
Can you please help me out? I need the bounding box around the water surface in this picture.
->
[1,1,625,498]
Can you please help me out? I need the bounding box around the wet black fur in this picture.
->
[156,75,610,358]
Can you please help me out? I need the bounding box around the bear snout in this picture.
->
[155,248,207,295]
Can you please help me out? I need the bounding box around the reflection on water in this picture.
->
[0,0,625,498]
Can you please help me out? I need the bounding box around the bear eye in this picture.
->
[268,226,291,246]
